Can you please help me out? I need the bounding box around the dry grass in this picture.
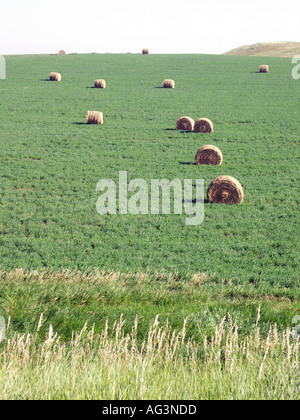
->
[175,116,195,131]
[207,175,244,204]
[49,72,61,82]
[259,65,269,73]
[86,111,103,125]
[223,41,300,58]
[94,79,106,88]
[194,118,213,133]
[163,79,175,88]
[0,310,298,399]
[195,145,223,165]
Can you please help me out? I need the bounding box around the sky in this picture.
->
[0,0,299,55]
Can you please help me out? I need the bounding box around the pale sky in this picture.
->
[0,0,299,55]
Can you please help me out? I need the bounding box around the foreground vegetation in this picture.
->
[1,309,298,400]
[0,269,298,399]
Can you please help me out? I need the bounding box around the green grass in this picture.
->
[0,294,299,400]
[0,53,299,289]
[0,54,299,399]
[0,269,298,343]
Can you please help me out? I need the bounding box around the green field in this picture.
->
[0,53,299,399]
[1,53,299,285]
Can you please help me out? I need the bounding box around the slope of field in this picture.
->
[224,41,300,57]
[0,54,299,290]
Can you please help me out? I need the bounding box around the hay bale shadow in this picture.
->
[165,128,194,133]
[179,161,194,166]
[182,198,208,204]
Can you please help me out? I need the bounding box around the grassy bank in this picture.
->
[0,269,298,343]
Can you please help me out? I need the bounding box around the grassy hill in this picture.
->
[223,41,300,57]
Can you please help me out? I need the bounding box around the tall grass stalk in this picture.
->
[0,313,298,400]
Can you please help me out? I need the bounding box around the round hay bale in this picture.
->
[94,79,106,88]
[86,111,103,125]
[58,50,66,55]
[259,65,269,73]
[163,79,175,88]
[194,118,213,133]
[195,145,223,165]
[175,116,195,131]
[142,48,149,54]
[207,176,244,204]
[49,72,61,81]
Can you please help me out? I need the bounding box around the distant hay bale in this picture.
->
[163,79,175,88]
[195,145,223,165]
[207,176,244,204]
[259,65,269,73]
[194,118,213,133]
[142,48,149,54]
[94,79,106,88]
[58,50,66,55]
[49,72,61,81]
[86,111,103,125]
[175,116,195,131]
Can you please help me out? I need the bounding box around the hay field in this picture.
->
[0,53,299,399]
[0,53,298,286]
